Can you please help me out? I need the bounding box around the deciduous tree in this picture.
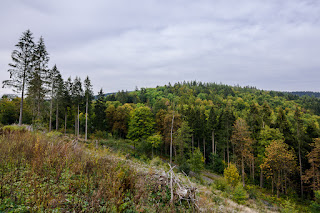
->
[261,140,297,197]
[231,118,253,187]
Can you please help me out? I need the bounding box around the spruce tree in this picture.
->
[93,89,106,132]
[28,36,50,121]
[3,29,35,125]
[48,65,61,131]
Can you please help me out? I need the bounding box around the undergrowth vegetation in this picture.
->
[0,130,191,212]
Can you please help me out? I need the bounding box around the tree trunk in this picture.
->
[227,139,230,164]
[215,138,217,155]
[242,155,245,187]
[297,126,304,198]
[192,134,194,154]
[49,82,54,132]
[75,114,77,136]
[252,159,255,182]
[203,138,206,163]
[19,72,26,126]
[77,104,80,138]
[260,168,264,188]
[212,130,215,165]
[299,144,303,198]
[313,162,316,192]
[85,97,88,141]
[56,102,59,130]
[170,109,175,165]
[285,172,287,195]
[64,112,67,134]
[152,146,154,159]
[277,170,280,198]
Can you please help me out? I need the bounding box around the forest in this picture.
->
[1,30,320,212]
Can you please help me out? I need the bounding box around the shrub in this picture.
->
[224,163,240,187]
[246,185,258,199]
[212,177,230,192]
[92,130,106,139]
[46,131,62,138]
[179,161,191,175]
[232,183,248,204]
[310,190,320,213]
[281,199,298,213]
[150,156,164,167]
[2,125,27,134]
[188,148,204,176]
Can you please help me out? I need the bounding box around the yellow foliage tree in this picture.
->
[224,163,240,187]
[231,118,253,187]
[261,140,297,198]
[303,138,320,192]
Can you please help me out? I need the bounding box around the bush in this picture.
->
[224,163,240,187]
[188,148,204,175]
[207,153,225,174]
[232,183,248,204]
[46,131,62,138]
[150,156,164,167]
[2,125,27,134]
[310,190,320,213]
[281,199,298,213]
[246,185,258,199]
[179,161,191,175]
[92,130,107,139]
[212,177,231,192]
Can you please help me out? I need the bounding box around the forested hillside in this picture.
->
[2,30,320,212]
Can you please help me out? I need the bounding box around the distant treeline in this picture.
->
[288,91,320,98]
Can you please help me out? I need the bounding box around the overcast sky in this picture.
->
[1,0,320,95]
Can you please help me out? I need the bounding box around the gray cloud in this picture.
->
[1,0,320,95]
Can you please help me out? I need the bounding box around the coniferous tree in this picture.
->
[72,77,83,138]
[84,76,93,140]
[48,65,61,131]
[93,89,106,132]
[54,72,64,130]
[63,77,73,133]
[261,102,272,128]
[218,103,235,163]
[3,29,35,125]
[29,36,50,121]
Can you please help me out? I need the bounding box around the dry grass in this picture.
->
[0,130,191,212]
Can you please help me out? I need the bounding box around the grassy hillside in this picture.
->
[0,126,291,212]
